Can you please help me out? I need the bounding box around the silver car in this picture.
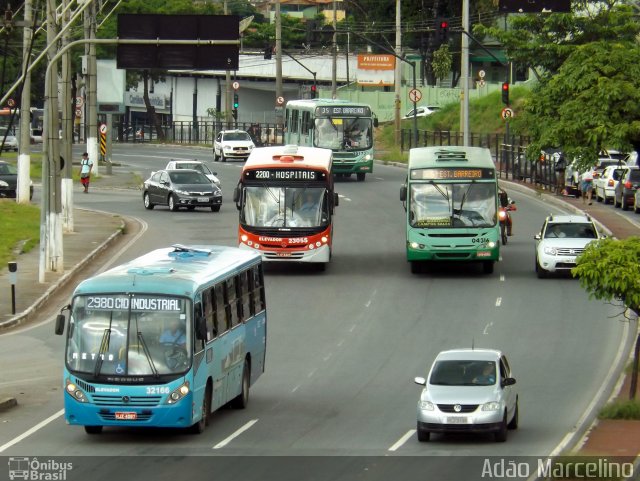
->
[414,348,518,442]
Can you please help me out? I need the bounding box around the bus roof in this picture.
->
[285,98,372,110]
[408,146,495,170]
[73,245,261,297]
[243,145,333,172]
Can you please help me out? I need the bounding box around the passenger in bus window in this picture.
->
[160,319,186,345]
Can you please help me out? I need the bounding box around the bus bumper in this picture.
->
[406,241,500,262]
[333,162,373,175]
[239,243,330,263]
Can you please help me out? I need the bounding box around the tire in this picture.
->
[213,150,219,162]
[190,388,211,434]
[508,398,519,430]
[84,425,103,435]
[231,361,250,409]
[221,153,226,162]
[143,192,154,210]
[168,194,179,211]
[417,423,430,442]
[501,223,508,245]
[622,197,629,211]
[314,262,327,272]
[211,205,221,212]
[596,189,603,202]
[536,258,547,278]
[482,260,494,274]
[494,412,508,442]
[356,172,366,182]
[635,198,640,214]
[410,261,423,274]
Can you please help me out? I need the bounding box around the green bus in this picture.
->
[284,99,377,182]
[400,146,500,274]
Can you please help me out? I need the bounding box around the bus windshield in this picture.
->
[313,118,372,151]
[410,182,496,228]
[241,186,328,228]
[66,294,192,377]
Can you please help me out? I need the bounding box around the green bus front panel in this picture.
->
[332,151,374,175]
[405,227,501,262]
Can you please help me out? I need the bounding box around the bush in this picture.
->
[598,400,640,420]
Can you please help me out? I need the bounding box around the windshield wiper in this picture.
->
[137,332,159,378]
[93,328,111,377]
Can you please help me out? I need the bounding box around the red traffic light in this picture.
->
[440,21,448,29]
[502,82,509,91]
[310,85,317,92]
[501,82,510,104]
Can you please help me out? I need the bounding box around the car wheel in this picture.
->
[221,153,226,162]
[482,260,494,274]
[535,257,547,278]
[189,387,210,434]
[143,192,154,210]
[622,197,628,211]
[231,361,250,409]
[213,150,219,162]
[508,398,519,430]
[356,173,366,182]
[494,412,508,442]
[168,194,179,211]
[635,198,640,214]
[596,189,603,202]
[84,425,103,435]
[417,423,430,442]
[211,205,221,212]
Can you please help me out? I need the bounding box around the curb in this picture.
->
[0,211,126,331]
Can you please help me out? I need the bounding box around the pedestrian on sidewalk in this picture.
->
[79,152,93,193]
[580,169,594,205]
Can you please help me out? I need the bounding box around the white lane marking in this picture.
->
[349,324,356,333]
[365,289,377,308]
[291,385,300,393]
[388,429,416,451]
[0,409,64,453]
[0,375,57,387]
[337,339,345,347]
[374,177,384,180]
[323,353,332,362]
[212,419,258,449]
[338,194,352,202]
[495,297,502,307]
[307,368,317,378]
[483,322,493,335]
[500,274,505,282]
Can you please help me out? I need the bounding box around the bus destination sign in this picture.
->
[245,169,326,181]
[85,296,183,312]
[410,168,494,180]
[316,106,371,117]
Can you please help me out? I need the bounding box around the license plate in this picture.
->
[197,197,209,203]
[276,252,292,257]
[115,412,137,420]
[446,416,468,424]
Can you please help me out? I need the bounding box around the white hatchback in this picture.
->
[213,130,255,162]
[594,165,626,204]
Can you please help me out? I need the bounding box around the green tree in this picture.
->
[573,237,640,399]
[520,40,640,170]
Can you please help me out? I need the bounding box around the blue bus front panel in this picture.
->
[406,227,501,262]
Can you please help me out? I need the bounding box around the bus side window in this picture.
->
[302,111,311,134]
[291,110,299,134]
[194,301,205,351]
[214,284,228,335]
[250,265,266,313]
[239,270,251,322]
[226,277,241,328]
[203,288,215,341]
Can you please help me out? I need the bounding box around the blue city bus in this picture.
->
[284,99,377,182]
[54,244,266,434]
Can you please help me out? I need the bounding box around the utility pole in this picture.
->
[462,0,470,146]
[275,0,283,124]
[17,0,32,204]
[61,0,73,231]
[331,0,337,97]
[394,0,401,145]
[87,0,98,175]
[224,0,232,128]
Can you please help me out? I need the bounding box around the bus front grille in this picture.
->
[434,253,473,259]
[75,378,95,393]
[263,252,305,259]
[92,395,162,406]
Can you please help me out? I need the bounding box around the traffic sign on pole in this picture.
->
[408,88,422,103]
[501,107,514,120]
[232,81,240,90]
[276,96,285,105]
[99,124,107,134]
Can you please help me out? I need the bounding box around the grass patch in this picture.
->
[598,399,640,420]
[0,200,40,267]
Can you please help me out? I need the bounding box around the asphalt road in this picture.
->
[0,144,630,480]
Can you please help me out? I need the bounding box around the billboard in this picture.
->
[356,54,396,87]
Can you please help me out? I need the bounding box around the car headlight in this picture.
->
[174,189,189,196]
[248,145,254,150]
[543,246,558,255]
[418,400,435,411]
[223,144,231,150]
[0,180,8,187]
[482,401,501,411]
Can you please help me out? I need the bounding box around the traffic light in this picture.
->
[434,18,449,47]
[232,109,238,120]
[310,84,317,99]
[263,46,272,60]
[501,82,510,105]
[233,93,239,109]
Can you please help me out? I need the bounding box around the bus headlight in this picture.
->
[65,379,88,403]
[486,241,496,249]
[166,382,190,404]
[315,241,321,247]
[364,154,372,161]
[308,244,315,250]
[410,241,425,249]
[241,234,248,242]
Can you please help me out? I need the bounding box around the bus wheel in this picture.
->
[190,390,210,434]
[482,261,494,274]
[84,425,103,435]
[410,261,423,274]
[356,173,366,182]
[231,361,250,409]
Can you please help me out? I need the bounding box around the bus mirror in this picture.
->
[233,187,239,203]
[400,185,407,202]
[373,118,379,128]
[334,192,339,207]
[54,314,65,335]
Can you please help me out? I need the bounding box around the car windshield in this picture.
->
[0,163,17,175]
[544,223,596,239]
[169,171,210,185]
[313,118,372,151]
[177,163,212,175]
[65,294,192,377]
[224,132,251,141]
[429,360,496,386]
[241,186,328,228]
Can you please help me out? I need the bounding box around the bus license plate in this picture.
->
[197,197,209,203]
[446,416,467,424]
[115,412,137,420]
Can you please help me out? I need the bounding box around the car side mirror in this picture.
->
[373,118,379,128]
[502,377,516,387]
[414,376,426,386]
[334,192,339,208]
[54,314,65,335]
[534,234,541,240]
[400,185,407,202]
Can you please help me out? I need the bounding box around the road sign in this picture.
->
[276,96,285,105]
[477,80,486,88]
[408,88,422,103]
[75,96,84,108]
[478,70,486,79]
[501,107,514,120]
[99,124,107,134]
[75,108,82,118]
[232,81,240,90]
[7,98,15,108]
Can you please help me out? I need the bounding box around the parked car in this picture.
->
[403,105,441,119]
[164,159,220,187]
[567,158,627,187]
[0,160,34,199]
[414,348,518,442]
[213,129,255,162]
[534,214,602,278]
[594,165,626,204]
[614,166,640,211]
[142,169,222,212]
[635,186,640,214]
[0,128,18,152]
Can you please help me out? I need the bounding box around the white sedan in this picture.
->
[164,160,221,187]
[403,105,441,119]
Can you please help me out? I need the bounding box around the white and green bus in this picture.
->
[400,147,500,274]
[284,99,377,182]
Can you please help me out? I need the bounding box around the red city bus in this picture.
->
[233,145,339,270]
